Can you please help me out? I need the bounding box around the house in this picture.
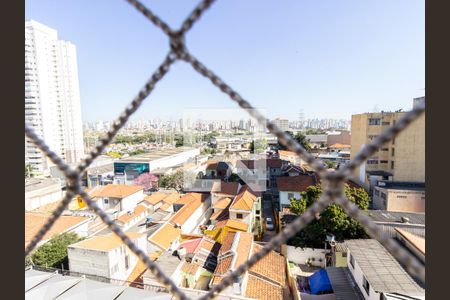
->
[147,222,182,252]
[283,164,306,177]
[278,150,304,166]
[158,192,182,213]
[68,232,146,281]
[170,193,211,233]
[265,158,286,190]
[25,177,63,211]
[210,197,233,224]
[210,181,241,205]
[116,205,149,231]
[229,186,261,229]
[204,161,232,180]
[210,232,290,299]
[141,192,169,211]
[86,184,144,218]
[276,174,316,210]
[25,212,90,249]
[346,239,424,300]
[372,181,425,213]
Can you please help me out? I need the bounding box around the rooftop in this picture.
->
[25,213,89,248]
[366,210,425,225]
[276,174,316,192]
[249,244,286,285]
[144,192,169,205]
[213,197,233,210]
[89,184,143,199]
[116,147,197,163]
[329,143,351,149]
[245,275,283,300]
[395,228,425,255]
[230,186,257,211]
[117,205,148,224]
[211,181,241,196]
[25,177,61,193]
[170,193,208,226]
[69,232,143,252]
[148,222,182,251]
[345,239,424,296]
[325,267,364,300]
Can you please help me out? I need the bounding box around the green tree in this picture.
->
[174,134,185,147]
[31,232,84,269]
[289,184,369,248]
[128,149,146,156]
[278,131,311,151]
[159,170,185,191]
[324,160,336,169]
[250,138,268,154]
[227,173,242,183]
[25,164,35,178]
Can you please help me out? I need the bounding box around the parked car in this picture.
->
[266,217,275,231]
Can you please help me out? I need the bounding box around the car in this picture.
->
[265,217,275,231]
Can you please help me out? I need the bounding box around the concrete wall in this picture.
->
[286,246,329,268]
[121,191,144,212]
[347,251,379,300]
[25,183,63,211]
[229,210,252,226]
[373,187,425,213]
[108,235,146,280]
[327,130,351,146]
[68,247,110,278]
[394,113,425,182]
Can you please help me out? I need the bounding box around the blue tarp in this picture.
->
[308,269,333,295]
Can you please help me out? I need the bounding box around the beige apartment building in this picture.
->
[350,97,425,186]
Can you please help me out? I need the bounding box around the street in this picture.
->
[262,192,277,242]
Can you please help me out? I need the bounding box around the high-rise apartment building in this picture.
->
[273,118,289,131]
[25,20,84,173]
[350,98,425,186]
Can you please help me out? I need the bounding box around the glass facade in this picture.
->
[114,162,150,176]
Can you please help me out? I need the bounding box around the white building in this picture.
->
[25,20,85,173]
[25,177,63,211]
[273,118,289,131]
[346,239,424,300]
[68,232,146,281]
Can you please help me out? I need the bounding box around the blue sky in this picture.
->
[26,0,424,122]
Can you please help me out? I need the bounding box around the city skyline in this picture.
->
[25,0,424,122]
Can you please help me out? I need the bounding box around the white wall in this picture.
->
[181,201,209,233]
[121,191,144,212]
[229,210,252,226]
[108,235,146,281]
[279,191,302,210]
[286,246,329,268]
[347,251,379,300]
[25,188,63,211]
[150,149,200,171]
[68,247,110,278]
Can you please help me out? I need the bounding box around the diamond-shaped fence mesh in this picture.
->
[24,0,425,299]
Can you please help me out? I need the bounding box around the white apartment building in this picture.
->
[25,20,84,173]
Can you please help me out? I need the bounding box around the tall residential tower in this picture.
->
[25,20,84,173]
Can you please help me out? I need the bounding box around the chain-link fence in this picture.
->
[24,1,425,299]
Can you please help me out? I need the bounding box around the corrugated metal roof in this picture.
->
[326,267,364,300]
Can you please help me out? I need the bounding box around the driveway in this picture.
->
[262,192,277,242]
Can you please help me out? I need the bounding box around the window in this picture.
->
[381,192,387,200]
[125,255,130,270]
[288,192,294,199]
[380,160,388,164]
[367,159,378,165]
[391,161,395,169]
[382,121,390,125]
[256,210,260,215]
[381,148,389,151]
[391,148,395,156]
[397,195,407,199]
[103,198,109,204]
[368,135,379,140]
[349,253,355,268]
[236,213,243,219]
[368,118,381,125]
[362,276,370,295]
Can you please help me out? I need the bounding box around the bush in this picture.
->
[31,232,84,269]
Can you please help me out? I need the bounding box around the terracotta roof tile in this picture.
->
[210,209,229,222]
[25,213,89,248]
[249,244,286,285]
[211,182,240,197]
[278,150,297,157]
[214,256,234,275]
[225,219,249,231]
[162,192,181,204]
[181,261,200,275]
[213,197,233,210]
[329,143,351,149]
[89,184,143,199]
[178,238,203,254]
[159,202,172,212]
[170,193,207,226]
[144,192,168,205]
[148,223,181,250]
[230,187,257,211]
[70,232,143,252]
[233,232,253,268]
[395,228,425,254]
[276,175,315,192]
[245,274,283,300]
[219,232,237,255]
[117,205,148,224]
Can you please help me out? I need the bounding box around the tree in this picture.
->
[25,164,35,178]
[289,184,369,248]
[278,131,311,151]
[250,138,268,154]
[159,170,185,191]
[174,134,184,147]
[31,232,84,269]
[128,149,146,156]
[105,151,122,158]
[324,160,336,169]
[227,173,242,183]
[133,172,158,191]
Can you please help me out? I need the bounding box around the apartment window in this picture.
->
[236,213,243,219]
[362,276,370,295]
[368,118,381,125]
[366,159,378,165]
[125,255,130,270]
[103,198,109,205]
[256,210,260,215]
[391,161,395,169]
[349,253,355,269]
[397,195,407,199]
[380,160,388,164]
[381,148,389,151]
[382,121,390,125]
[381,192,387,200]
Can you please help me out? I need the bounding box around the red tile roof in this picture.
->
[211,181,241,196]
[276,175,316,192]
[170,193,208,226]
[245,275,283,300]
[89,184,143,199]
[230,186,257,211]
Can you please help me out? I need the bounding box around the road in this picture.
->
[262,192,277,242]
